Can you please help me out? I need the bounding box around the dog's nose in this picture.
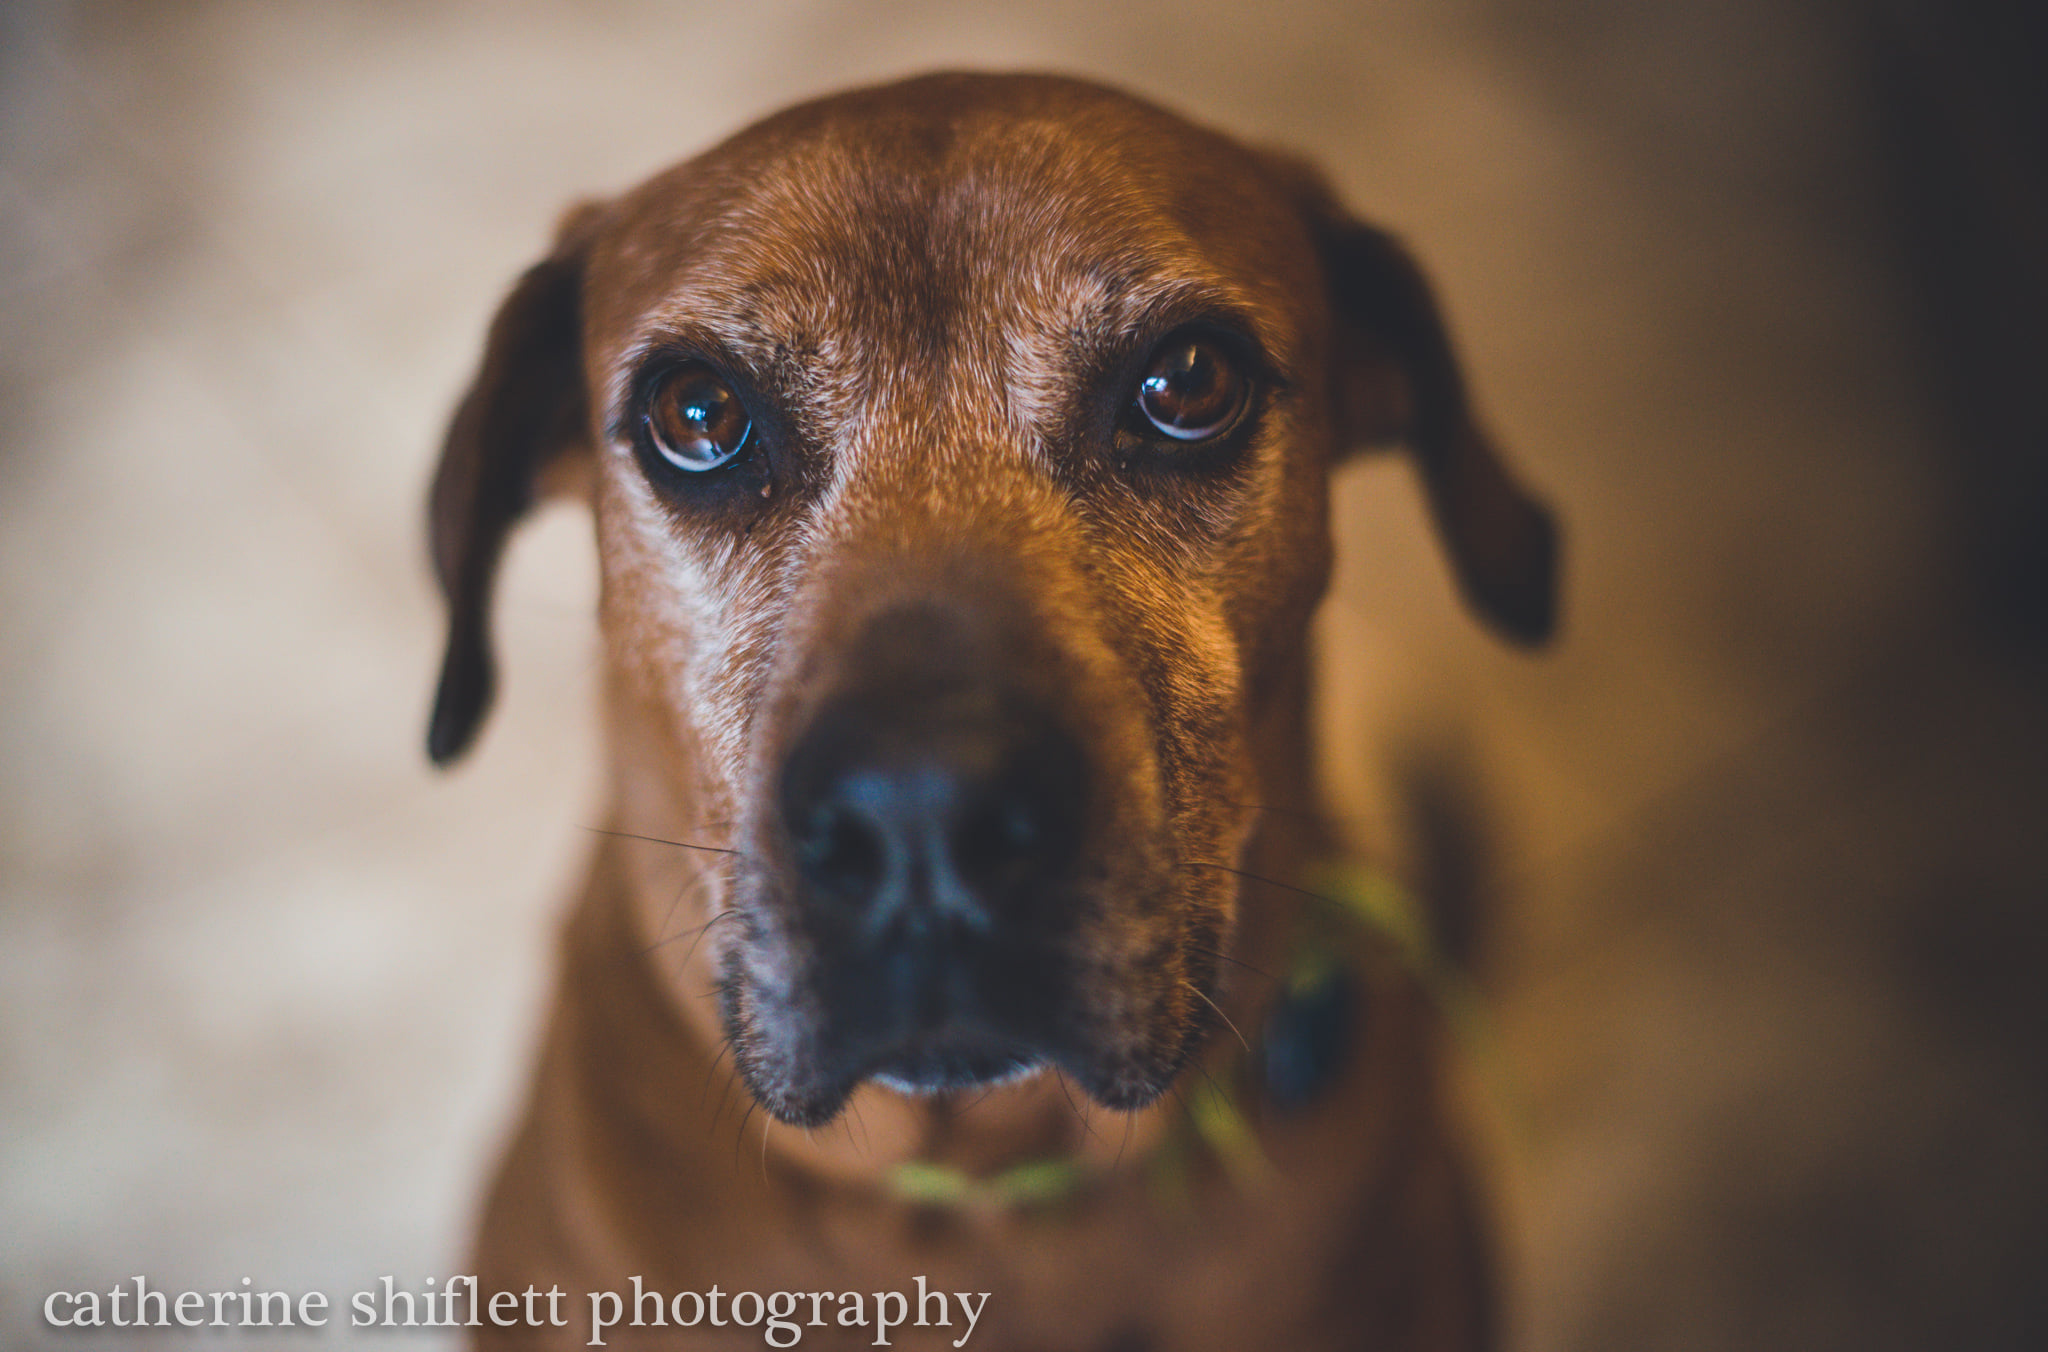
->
[779,689,1085,932]
[777,599,1087,933]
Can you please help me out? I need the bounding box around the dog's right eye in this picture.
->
[644,365,752,473]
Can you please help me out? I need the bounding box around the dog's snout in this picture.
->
[779,681,1086,933]
[754,596,1103,1097]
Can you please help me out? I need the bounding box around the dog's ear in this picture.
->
[426,203,603,765]
[1274,158,1560,645]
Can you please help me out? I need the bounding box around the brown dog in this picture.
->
[427,73,1556,1351]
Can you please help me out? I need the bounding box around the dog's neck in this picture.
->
[593,650,1333,1194]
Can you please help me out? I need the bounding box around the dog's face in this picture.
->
[428,75,1555,1129]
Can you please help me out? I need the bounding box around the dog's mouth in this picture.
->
[865,1036,1045,1095]
[720,913,1093,1124]
[836,937,1058,1096]
[718,892,1219,1127]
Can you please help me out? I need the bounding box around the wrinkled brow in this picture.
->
[601,248,1294,441]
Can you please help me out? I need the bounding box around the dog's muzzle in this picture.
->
[741,599,1099,1109]
[780,679,1086,1090]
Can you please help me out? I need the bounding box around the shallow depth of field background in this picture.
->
[3,1,2043,1348]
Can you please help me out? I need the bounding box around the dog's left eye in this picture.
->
[1133,336,1249,443]
[645,365,752,472]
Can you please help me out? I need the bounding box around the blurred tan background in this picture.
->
[3,1,2043,1348]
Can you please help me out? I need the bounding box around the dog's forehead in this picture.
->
[583,79,1319,384]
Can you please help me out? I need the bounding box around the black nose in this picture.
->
[779,686,1085,932]
[777,597,1087,927]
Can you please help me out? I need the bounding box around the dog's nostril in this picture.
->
[951,792,1044,894]
[793,799,888,902]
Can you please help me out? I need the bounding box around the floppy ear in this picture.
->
[426,204,603,765]
[1280,161,1560,645]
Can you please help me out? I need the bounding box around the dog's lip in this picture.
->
[735,1007,1188,1123]
[859,1035,1046,1096]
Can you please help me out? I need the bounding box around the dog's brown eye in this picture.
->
[1135,337,1247,442]
[646,365,751,472]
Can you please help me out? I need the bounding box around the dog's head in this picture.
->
[428,74,1555,1127]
